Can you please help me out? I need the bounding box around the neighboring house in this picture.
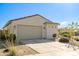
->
[3,14,59,42]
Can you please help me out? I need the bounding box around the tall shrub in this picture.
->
[2,30,17,56]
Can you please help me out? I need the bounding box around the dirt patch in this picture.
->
[16,45,39,56]
[0,45,39,56]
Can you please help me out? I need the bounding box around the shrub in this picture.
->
[59,37,69,43]
[3,37,17,56]
[0,30,6,41]
[74,37,79,41]
[0,30,16,43]
[2,30,17,56]
[52,34,57,41]
[10,34,16,43]
[0,34,5,41]
[9,46,17,56]
[53,34,57,37]
[61,32,71,38]
[0,30,1,39]
[3,49,9,53]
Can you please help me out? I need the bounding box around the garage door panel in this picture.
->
[17,25,42,40]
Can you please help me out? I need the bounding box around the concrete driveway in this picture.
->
[23,39,79,56]
[19,39,53,44]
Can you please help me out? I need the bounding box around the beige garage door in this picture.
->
[17,25,42,40]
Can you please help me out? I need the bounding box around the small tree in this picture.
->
[58,22,79,43]
[67,22,79,38]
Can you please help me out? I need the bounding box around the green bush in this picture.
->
[74,37,79,41]
[0,30,6,41]
[53,34,57,37]
[9,46,17,56]
[2,30,17,56]
[0,30,16,42]
[59,37,69,43]
[61,32,71,38]
[3,38,17,56]
[9,34,16,43]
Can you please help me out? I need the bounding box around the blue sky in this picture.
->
[0,3,79,29]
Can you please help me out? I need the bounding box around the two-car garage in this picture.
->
[4,14,59,43]
[17,25,42,40]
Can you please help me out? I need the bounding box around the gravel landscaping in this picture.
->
[0,39,79,56]
[0,45,39,56]
[0,40,39,56]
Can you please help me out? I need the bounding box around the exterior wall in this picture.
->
[42,24,47,39]
[45,24,58,40]
[4,15,58,41]
[13,15,50,39]
[14,16,50,26]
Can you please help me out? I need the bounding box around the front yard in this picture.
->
[0,44,39,56]
[0,40,39,56]
[0,39,79,56]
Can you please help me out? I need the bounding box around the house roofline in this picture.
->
[3,14,59,28]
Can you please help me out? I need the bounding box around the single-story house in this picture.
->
[3,14,59,43]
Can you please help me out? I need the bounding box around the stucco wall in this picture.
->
[13,16,50,26]
[13,15,50,39]
[4,15,58,41]
[46,24,58,39]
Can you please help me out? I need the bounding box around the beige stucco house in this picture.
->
[3,14,59,42]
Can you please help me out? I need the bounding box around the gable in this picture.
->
[3,14,59,28]
[13,15,52,26]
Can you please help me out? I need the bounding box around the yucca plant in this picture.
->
[9,46,16,56]
[2,30,17,56]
